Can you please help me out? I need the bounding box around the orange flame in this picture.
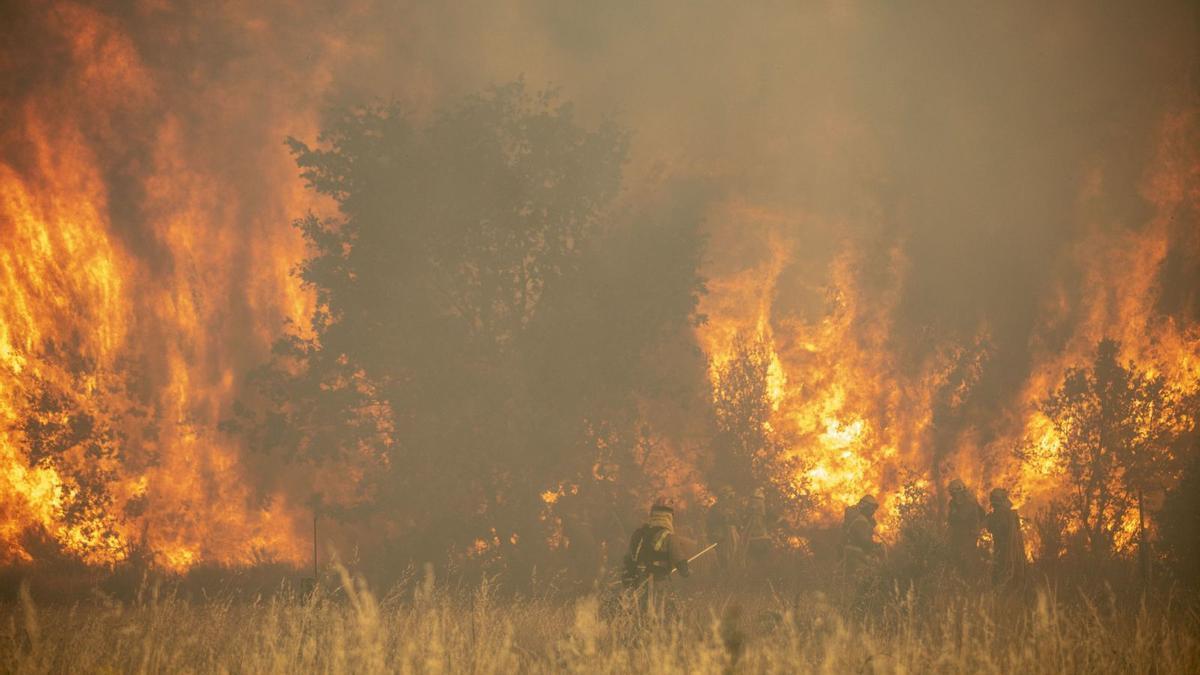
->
[695,112,1199,542]
[2,3,1197,571]
[0,2,331,571]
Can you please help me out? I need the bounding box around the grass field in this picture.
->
[4,564,1198,674]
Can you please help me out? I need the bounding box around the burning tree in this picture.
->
[711,333,777,491]
[239,82,707,574]
[1032,339,1186,558]
[710,332,810,520]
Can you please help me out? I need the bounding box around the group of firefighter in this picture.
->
[621,478,1028,606]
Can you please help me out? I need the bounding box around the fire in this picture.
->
[1018,412,1065,497]
[1008,111,1200,529]
[0,2,332,571]
[697,220,958,525]
[804,416,876,507]
[1,2,1197,573]
[694,109,1199,549]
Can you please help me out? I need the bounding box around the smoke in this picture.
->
[1,0,1197,569]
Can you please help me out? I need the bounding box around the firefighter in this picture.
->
[623,497,691,589]
[985,487,1028,592]
[742,487,773,565]
[947,478,985,579]
[842,495,882,571]
[706,485,741,572]
[840,494,884,614]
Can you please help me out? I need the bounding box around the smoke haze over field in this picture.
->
[1,1,1197,575]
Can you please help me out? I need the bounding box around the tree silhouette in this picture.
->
[1033,339,1183,558]
[712,333,776,491]
[710,332,810,521]
[239,83,707,574]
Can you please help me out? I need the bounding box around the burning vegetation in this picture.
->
[0,0,1198,608]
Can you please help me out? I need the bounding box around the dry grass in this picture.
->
[3,566,1198,674]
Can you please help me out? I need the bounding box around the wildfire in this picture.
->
[1,2,1197,573]
[694,110,1200,549]
[0,2,331,571]
[696,222,945,525]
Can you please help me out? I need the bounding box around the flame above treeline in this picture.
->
[2,1,1198,571]
[0,2,326,569]
[695,112,1200,530]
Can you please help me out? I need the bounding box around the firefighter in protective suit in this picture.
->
[623,497,690,613]
[947,478,985,579]
[842,494,883,574]
[706,486,741,572]
[985,487,1027,593]
[840,494,884,614]
[742,487,773,565]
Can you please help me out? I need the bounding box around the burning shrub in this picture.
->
[710,331,811,518]
[1029,339,1189,560]
[1029,499,1071,573]
[885,479,951,594]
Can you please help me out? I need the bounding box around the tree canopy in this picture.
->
[239,83,708,575]
[1034,339,1187,557]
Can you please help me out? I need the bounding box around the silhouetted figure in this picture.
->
[986,487,1028,592]
[623,497,691,615]
[742,487,773,566]
[947,478,985,579]
[842,494,883,574]
[841,494,884,615]
[706,485,742,572]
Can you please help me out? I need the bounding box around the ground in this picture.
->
[3,565,1198,674]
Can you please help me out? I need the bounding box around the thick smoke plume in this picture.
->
[0,1,1196,575]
